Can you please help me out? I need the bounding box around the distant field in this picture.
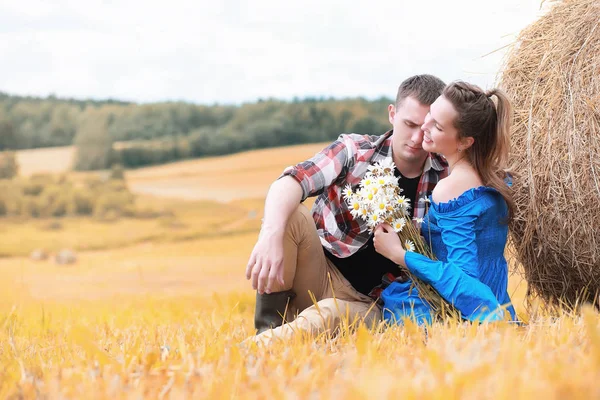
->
[125,142,329,201]
[15,142,329,201]
[15,146,75,176]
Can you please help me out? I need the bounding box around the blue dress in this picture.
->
[380,186,517,325]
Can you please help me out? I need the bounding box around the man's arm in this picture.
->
[245,176,303,294]
[246,135,357,294]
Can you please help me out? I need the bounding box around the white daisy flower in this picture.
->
[403,197,411,211]
[374,199,388,216]
[362,174,375,189]
[371,179,384,194]
[405,239,416,252]
[359,207,370,220]
[367,163,382,175]
[383,186,398,199]
[343,184,354,200]
[413,217,424,224]
[379,159,396,174]
[349,197,361,213]
[396,196,409,209]
[393,217,406,232]
[375,175,396,188]
[367,212,381,228]
[360,189,376,204]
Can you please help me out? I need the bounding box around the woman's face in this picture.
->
[421,95,470,160]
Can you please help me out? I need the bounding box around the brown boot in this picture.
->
[254,290,296,334]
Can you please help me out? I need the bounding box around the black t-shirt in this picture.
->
[324,168,421,296]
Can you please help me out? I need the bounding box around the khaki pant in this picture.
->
[252,204,381,343]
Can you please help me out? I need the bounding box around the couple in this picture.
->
[245,75,518,343]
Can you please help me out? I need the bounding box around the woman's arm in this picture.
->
[403,212,505,322]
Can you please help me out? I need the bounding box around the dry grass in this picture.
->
[1,140,597,398]
[1,270,599,399]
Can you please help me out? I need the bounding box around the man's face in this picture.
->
[388,96,431,165]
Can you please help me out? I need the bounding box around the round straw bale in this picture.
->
[54,249,77,265]
[499,0,600,307]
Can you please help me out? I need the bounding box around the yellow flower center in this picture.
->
[353,203,360,210]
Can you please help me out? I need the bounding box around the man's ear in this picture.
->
[388,104,395,125]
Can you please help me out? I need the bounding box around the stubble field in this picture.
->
[1,144,598,399]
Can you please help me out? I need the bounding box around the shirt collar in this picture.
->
[426,153,448,173]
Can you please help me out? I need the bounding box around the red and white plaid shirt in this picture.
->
[281,130,448,258]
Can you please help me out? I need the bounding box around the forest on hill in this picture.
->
[0,92,392,170]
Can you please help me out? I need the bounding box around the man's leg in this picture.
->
[251,258,382,343]
[253,204,331,332]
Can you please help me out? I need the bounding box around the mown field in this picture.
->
[1,145,599,399]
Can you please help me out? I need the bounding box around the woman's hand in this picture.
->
[373,223,406,266]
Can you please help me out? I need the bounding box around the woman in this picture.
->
[373,81,517,324]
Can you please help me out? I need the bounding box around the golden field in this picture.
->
[1,144,599,399]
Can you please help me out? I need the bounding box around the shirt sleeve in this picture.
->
[279,134,355,201]
[403,211,505,322]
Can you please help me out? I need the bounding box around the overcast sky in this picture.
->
[0,0,549,105]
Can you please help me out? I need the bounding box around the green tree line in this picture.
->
[0,92,393,170]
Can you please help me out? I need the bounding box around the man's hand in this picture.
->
[245,228,286,294]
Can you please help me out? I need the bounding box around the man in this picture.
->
[245,74,448,342]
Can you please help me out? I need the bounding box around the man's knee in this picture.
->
[286,204,312,231]
[315,298,380,327]
[315,298,345,314]
[299,298,347,327]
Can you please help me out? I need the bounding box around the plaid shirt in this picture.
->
[281,130,448,258]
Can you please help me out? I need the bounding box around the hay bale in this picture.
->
[30,249,48,261]
[499,0,600,306]
[54,249,77,265]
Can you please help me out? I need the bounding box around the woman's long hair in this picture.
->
[442,81,515,222]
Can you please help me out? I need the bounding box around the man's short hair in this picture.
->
[395,74,446,107]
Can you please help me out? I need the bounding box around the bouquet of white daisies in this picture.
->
[343,159,458,319]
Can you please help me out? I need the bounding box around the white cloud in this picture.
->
[0,0,548,104]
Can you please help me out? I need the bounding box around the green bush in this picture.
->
[0,151,18,179]
[93,191,135,220]
[67,190,94,216]
[0,173,145,220]
[110,164,125,180]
